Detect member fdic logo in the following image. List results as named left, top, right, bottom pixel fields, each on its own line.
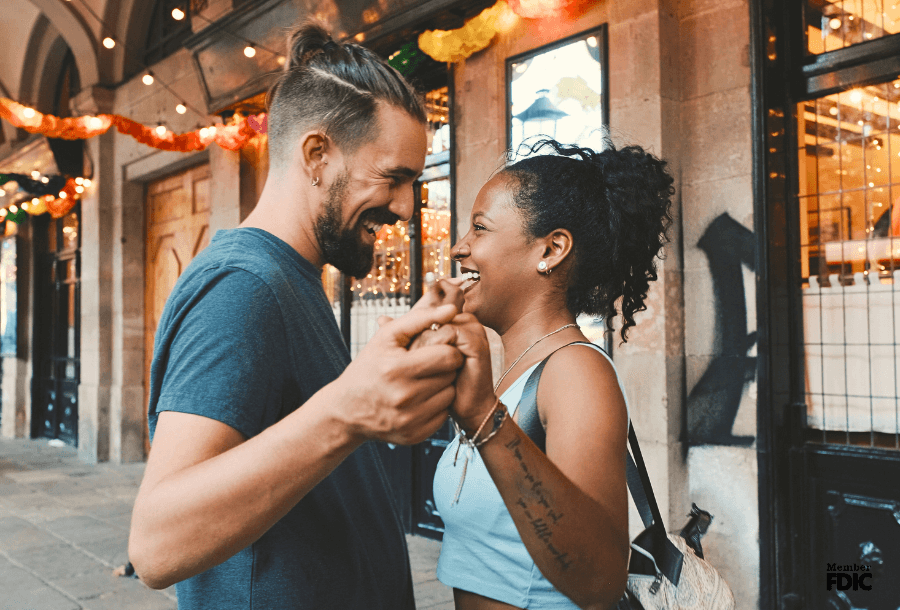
left=826, top=563, right=873, bottom=591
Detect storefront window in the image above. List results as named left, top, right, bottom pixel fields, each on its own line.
left=797, top=80, right=900, bottom=444
left=806, top=0, right=900, bottom=54
left=508, top=28, right=607, bottom=154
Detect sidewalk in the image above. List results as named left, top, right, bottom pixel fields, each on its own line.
left=0, top=437, right=454, bottom=610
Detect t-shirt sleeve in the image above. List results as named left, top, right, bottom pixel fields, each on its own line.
left=154, top=267, right=292, bottom=440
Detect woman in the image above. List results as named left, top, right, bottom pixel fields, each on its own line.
left=433, top=138, right=674, bottom=610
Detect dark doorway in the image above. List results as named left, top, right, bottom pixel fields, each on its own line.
left=32, top=205, right=80, bottom=446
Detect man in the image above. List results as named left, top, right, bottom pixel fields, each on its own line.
left=129, top=22, right=463, bottom=609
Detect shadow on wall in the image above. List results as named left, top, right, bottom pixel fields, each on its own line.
left=688, top=213, right=756, bottom=446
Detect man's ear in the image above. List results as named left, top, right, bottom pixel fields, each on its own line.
left=298, top=131, right=329, bottom=179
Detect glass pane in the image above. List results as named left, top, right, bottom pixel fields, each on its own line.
left=425, top=87, right=450, bottom=155
left=799, top=86, right=900, bottom=449
left=509, top=30, right=605, bottom=154
left=62, top=211, right=78, bottom=250
left=66, top=283, right=76, bottom=359
left=808, top=0, right=900, bottom=55
left=421, top=179, right=452, bottom=281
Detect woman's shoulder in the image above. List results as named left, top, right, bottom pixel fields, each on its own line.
left=536, top=342, right=627, bottom=427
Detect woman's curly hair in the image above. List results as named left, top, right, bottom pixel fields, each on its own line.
left=502, top=138, right=674, bottom=342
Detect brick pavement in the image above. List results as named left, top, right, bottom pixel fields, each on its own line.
left=0, top=437, right=454, bottom=610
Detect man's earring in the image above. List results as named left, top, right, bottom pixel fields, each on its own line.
left=312, top=177, right=320, bottom=187
left=537, top=261, right=548, bottom=273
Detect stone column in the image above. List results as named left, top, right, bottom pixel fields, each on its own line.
left=1, top=220, right=33, bottom=439
left=73, top=86, right=115, bottom=463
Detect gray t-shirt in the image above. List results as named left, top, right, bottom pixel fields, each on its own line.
left=147, top=228, right=414, bottom=610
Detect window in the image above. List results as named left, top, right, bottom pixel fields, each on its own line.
left=806, top=0, right=900, bottom=54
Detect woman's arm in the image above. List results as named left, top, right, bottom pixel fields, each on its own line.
left=450, top=317, right=630, bottom=609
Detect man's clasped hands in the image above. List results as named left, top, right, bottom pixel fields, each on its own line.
left=336, top=277, right=497, bottom=448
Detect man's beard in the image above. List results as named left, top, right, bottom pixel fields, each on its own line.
left=314, top=170, right=399, bottom=278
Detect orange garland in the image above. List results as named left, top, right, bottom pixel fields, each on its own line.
left=0, top=97, right=261, bottom=153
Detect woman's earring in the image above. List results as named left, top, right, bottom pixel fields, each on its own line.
left=537, top=261, right=548, bottom=273
left=312, top=177, right=320, bottom=187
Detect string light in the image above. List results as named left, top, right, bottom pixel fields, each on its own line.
left=155, top=123, right=167, bottom=137
left=40, top=177, right=49, bottom=183
left=829, top=17, right=841, bottom=29
left=142, top=72, right=155, bottom=85
left=59, top=191, right=67, bottom=199
left=102, top=37, right=116, bottom=49
left=22, top=202, right=29, bottom=211
left=89, top=116, right=104, bottom=129
left=31, top=170, right=40, bottom=179
left=22, top=107, right=36, bottom=118
left=171, top=7, right=185, bottom=20
left=244, top=45, right=257, bottom=58
left=75, top=177, right=83, bottom=185
left=83, top=179, right=92, bottom=188
left=75, top=185, right=85, bottom=193
left=176, top=103, right=187, bottom=114
left=0, top=189, right=5, bottom=197
left=9, top=205, right=17, bottom=214
left=0, top=210, right=6, bottom=218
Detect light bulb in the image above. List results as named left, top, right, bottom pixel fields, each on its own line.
left=75, top=177, right=83, bottom=185
left=59, top=192, right=67, bottom=199
left=208, top=125, right=217, bottom=136
left=0, top=189, right=5, bottom=197
left=829, top=17, right=841, bottom=29
left=176, top=103, right=187, bottom=114
left=31, top=198, right=39, bottom=205
left=0, top=210, right=6, bottom=218
left=75, top=185, right=85, bottom=193
left=22, top=202, right=29, bottom=210
left=31, top=170, right=40, bottom=179
left=142, top=73, right=154, bottom=85
left=41, top=177, right=49, bottom=183
left=171, top=7, right=185, bottom=20
left=89, top=116, right=103, bottom=129
left=155, top=124, right=167, bottom=137
left=850, top=90, right=863, bottom=103
left=83, top=179, right=92, bottom=188
left=9, top=205, right=17, bottom=214
left=22, top=107, right=36, bottom=118
left=244, top=45, right=257, bottom=58
left=102, top=37, right=116, bottom=49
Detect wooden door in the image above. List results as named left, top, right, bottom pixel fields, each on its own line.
left=143, top=164, right=210, bottom=454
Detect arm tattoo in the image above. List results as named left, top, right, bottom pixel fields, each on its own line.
left=505, top=437, right=574, bottom=571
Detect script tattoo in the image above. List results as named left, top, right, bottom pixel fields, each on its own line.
left=506, top=437, right=573, bottom=571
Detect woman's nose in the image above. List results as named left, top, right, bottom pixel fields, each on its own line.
left=450, top=240, right=467, bottom=261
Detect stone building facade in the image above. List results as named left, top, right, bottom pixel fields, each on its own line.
left=6, top=0, right=900, bottom=608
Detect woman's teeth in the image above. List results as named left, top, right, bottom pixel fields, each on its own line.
left=462, top=271, right=480, bottom=281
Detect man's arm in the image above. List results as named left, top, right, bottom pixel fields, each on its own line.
left=129, top=304, right=462, bottom=590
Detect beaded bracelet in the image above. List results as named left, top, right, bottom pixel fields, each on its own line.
left=451, top=397, right=507, bottom=505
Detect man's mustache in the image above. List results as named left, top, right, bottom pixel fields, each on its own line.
left=361, top=209, right=402, bottom=227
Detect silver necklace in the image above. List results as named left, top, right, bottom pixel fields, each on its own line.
left=448, top=322, right=578, bottom=506
left=493, top=323, right=579, bottom=392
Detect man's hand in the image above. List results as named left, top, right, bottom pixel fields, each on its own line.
left=335, top=302, right=464, bottom=445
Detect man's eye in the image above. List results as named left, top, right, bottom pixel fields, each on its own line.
left=473, top=223, right=486, bottom=232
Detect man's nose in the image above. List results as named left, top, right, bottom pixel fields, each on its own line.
left=390, top=184, right=416, bottom=222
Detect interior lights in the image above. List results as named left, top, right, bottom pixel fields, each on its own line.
left=0, top=210, right=6, bottom=217
left=102, top=37, right=116, bottom=49
left=142, top=72, right=155, bottom=85
left=0, top=189, right=5, bottom=197
left=155, top=124, right=167, bottom=137
left=171, top=7, right=185, bottom=20
left=244, top=45, right=257, bottom=58
left=31, top=198, right=39, bottom=205
left=22, top=107, right=36, bottom=119
left=850, top=90, right=863, bottom=103
left=83, top=179, right=92, bottom=188
left=59, top=192, right=67, bottom=199
left=829, top=17, right=842, bottom=29
left=9, top=205, right=17, bottom=214
left=89, top=116, right=104, bottom=129
left=31, top=170, right=40, bottom=179
left=176, top=103, right=187, bottom=114
left=22, top=202, right=29, bottom=211
left=75, top=185, right=85, bottom=193
left=75, top=177, right=83, bottom=185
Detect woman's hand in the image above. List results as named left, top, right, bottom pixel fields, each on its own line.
left=380, top=277, right=466, bottom=351
left=446, top=313, right=497, bottom=433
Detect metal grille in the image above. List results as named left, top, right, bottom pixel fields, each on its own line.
left=806, top=0, right=900, bottom=54
left=798, top=81, right=900, bottom=448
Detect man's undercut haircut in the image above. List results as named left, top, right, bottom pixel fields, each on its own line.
left=267, top=22, right=427, bottom=170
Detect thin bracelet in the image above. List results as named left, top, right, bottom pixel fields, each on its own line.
left=474, top=403, right=508, bottom=448
left=450, top=396, right=502, bottom=505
